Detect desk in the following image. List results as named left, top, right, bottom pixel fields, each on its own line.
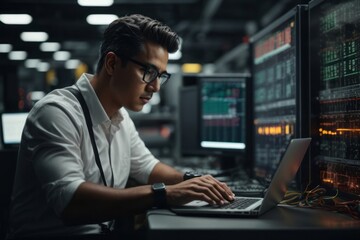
left=146, top=204, right=360, bottom=240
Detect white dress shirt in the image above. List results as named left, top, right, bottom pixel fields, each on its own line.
left=8, top=73, right=159, bottom=238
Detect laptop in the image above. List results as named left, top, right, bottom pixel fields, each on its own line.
left=170, top=138, right=311, bottom=217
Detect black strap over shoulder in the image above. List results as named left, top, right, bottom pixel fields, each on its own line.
left=66, top=87, right=108, bottom=187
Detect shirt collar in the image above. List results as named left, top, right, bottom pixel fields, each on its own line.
left=75, top=73, right=124, bottom=127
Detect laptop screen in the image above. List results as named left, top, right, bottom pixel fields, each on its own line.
left=1, top=112, right=28, bottom=146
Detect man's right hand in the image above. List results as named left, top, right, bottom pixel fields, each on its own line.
left=165, top=175, right=235, bottom=206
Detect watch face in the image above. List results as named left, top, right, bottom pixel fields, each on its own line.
left=152, top=182, right=166, bottom=191
left=152, top=182, right=167, bottom=208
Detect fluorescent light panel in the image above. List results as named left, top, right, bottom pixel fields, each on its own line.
left=0, top=44, right=12, bottom=53
left=21, top=32, right=48, bottom=42
left=169, top=50, right=182, bottom=60
left=65, top=59, right=80, bottom=69
left=53, top=51, right=71, bottom=61
left=37, top=62, right=50, bottom=72
left=78, top=0, right=113, bottom=6
left=182, top=63, right=202, bottom=73
left=9, top=51, right=27, bottom=60
left=169, top=37, right=182, bottom=60
left=40, top=42, right=61, bottom=52
left=86, top=14, right=118, bottom=25
left=30, top=91, right=46, bottom=100
left=25, top=59, right=41, bottom=68
left=0, top=14, right=32, bottom=24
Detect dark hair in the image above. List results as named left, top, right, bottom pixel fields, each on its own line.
left=96, top=14, right=180, bottom=73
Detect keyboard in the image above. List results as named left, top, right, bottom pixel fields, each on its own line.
left=226, top=179, right=266, bottom=197
left=174, top=166, right=228, bottom=177
left=232, top=185, right=266, bottom=197
left=220, top=198, right=260, bottom=209
left=174, top=164, right=266, bottom=197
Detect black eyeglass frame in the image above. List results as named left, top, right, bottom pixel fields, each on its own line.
left=126, top=57, right=171, bottom=86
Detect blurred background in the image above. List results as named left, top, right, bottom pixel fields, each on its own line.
left=0, top=0, right=310, bottom=158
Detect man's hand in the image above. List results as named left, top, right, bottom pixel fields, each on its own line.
left=165, top=175, right=235, bottom=206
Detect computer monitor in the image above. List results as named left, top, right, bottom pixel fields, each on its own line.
left=179, top=85, right=203, bottom=156
left=0, top=112, right=28, bottom=148
left=198, top=73, right=250, bottom=169
left=309, top=0, right=360, bottom=198
left=179, top=75, right=211, bottom=157
left=250, top=5, right=309, bottom=183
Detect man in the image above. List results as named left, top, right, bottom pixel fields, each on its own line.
left=8, top=14, right=234, bottom=239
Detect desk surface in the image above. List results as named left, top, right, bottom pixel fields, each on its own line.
left=147, top=204, right=360, bottom=240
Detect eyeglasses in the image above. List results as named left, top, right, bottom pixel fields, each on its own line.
left=127, top=58, right=171, bottom=86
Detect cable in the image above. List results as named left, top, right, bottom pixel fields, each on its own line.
left=281, top=184, right=360, bottom=219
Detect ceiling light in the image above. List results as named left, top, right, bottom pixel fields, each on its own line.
left=86, top=14, right=118, bottom=25
left=169, top=50, right=182, bottom=60
left=37, top=62, right=50, bottom=72
left=169, top=37, right=182, bottom=60
left=181, top=63, right=202, bottom=73
left=0, top=14, right=32, bottom=25
left=0, top=44, right=12, bottom=53
left=65, top=59, right=80, bottom=69
left=53, top=51, right=71, bottom=61
left=25, top=59, right=41, bottom=68
left=9, top=51, right=27, bottom=60
left=40, top=42, right=61, bottom=52
left=20, top=32, right=48, bottom=42
left=78, top=0, right=113, bottom=7
left=29, top=91, right=46, bottom=101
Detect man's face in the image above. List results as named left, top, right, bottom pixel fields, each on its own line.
left=109, top=42, right=169, bottom=112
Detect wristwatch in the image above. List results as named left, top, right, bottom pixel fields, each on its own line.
left=183, top=171, right=202, bottom=181
left=151, top=182, right=167, bottom=208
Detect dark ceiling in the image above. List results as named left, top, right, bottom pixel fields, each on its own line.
left=0, top=0, right=309, bottom=69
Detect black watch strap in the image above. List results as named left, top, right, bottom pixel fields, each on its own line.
left=151, top=183, right=167, bottom=208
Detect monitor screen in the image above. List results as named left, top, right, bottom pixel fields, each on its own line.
left=309, top=0, right=360, bottom=197
left=198, top=74, right=248, bottom=164
left=1, top=112, right=28, bottom=146
left=250, top=5, right=308, bottom=182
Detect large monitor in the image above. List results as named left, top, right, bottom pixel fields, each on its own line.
left=198, top=73, right=250, bottom=168
left=250, top=5, right=309, bottom=183
left=309, top=0, right=360, bottom=198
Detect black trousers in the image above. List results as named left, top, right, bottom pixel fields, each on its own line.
left=7, top=216, right=147, bottom=240
left=8, top=229, right=146, bottom=240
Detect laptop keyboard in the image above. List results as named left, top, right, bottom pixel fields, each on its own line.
left=220, top=198, right=259, bottom=209
left=231, top=184, right=266, bottom=197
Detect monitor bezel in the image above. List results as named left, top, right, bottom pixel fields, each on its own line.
left=179, top=85, right=209, bottom=157
left=249, top=5, right=309, bottom=186
left=196, top=73, right=251, bottom=166
left=308, top=0, right=360, bottom=199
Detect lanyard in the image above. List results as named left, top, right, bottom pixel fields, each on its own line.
left=66, top=87, right=108, bottom=187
